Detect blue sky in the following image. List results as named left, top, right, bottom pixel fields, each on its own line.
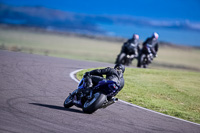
left=1, top=0, right=200, bottom=46
left=1, top=0, right=200, bottom=22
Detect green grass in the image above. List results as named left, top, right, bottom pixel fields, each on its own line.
left=76, top=68, right=200, bottom=124
left=1, top=27, right=200, bottom=71
left=0, top=27, right=121, bottom=63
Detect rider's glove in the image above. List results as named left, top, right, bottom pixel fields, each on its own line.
left=83, top=72, right=90, bottom=78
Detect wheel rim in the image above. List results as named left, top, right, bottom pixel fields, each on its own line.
left=64, top=96, right=73, bottom=105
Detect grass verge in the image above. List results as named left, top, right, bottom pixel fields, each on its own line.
left=1, top=26, right=200, bottom=72
left=76, top=68, right=200, bottom=124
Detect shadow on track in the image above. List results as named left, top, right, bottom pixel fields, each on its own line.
left=29, top=103, right=84, bottom=114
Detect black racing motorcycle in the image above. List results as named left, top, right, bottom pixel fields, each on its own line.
left=117, top=53, right=137, bottom=66
left=139, top=45, right=154, bottom=68
left=116, top=44, right=139, bottom=66
left=64, top=77, right=119, bottom=114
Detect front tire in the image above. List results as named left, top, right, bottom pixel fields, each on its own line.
left=118, top=53, right=126, bottom=65
left=140, top=54, right=147, bottom=68
left=82, top=92, right=106, bottom=114
left=64, top=95, right=74, bottom=108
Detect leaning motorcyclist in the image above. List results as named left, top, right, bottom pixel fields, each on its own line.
left=115, top=34, right=140, bottom=64
left=81, top=64, right=125, bottom=98
left=143, top=32, right=159, bottom=57
left=137, top=32, right=159, bottom=67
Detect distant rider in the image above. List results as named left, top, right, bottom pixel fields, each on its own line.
left=137, top=32, right=159, bottom=67
left=81, top=64, right=125, bottom=98
left=115, top=34, right=140, bottom=64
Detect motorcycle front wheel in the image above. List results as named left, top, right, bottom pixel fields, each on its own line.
left=82, top=92, right=106, bottom=114
left=140, top=54, right=148, bottom=68
left=118, top=53, right=126, bottom=65
left=63, top=94, right=74, bottom=108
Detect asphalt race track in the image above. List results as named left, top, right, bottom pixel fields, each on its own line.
left=0, top=50, right=200, bottom=133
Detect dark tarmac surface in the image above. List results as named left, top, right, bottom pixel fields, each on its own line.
left=0, top=50, right=200, bottom=133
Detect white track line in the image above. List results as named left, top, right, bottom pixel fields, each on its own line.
left=69, top=69, right=200, bottom=126
left=70, top=69, right=83, bottom=83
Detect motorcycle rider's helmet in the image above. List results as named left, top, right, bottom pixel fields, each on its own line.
left=114, top=64, right=125, bottom=73
left=152, top=32, right=159, bottom=39
left=133, top=34, right=139, bottom=40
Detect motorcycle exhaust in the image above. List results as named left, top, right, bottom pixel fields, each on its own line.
left=101, top=97, right=118, bottom=108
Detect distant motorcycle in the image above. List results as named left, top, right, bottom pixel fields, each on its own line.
left=117, top=53, right=137, bottom=66
left=139, top=45, right=154, bottom=68
left=64, top=77, right=119, bottom=114
left=116, top=43, right=139, bottom=66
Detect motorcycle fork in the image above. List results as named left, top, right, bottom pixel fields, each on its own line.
left=85, top=89, right=93, bottom=100
left=72, top=95, right=82, bottom=107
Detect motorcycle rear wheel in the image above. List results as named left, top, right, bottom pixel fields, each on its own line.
left=82, top=92, right=106, bottom=114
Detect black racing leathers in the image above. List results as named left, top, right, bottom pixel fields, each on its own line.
left=84, top=67, right=124, bottom=94
left=122, top=38, right=140, bottom=55
left=142, top=37, right=159, bottom=56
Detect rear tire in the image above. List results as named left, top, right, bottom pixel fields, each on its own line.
left=82, top=92, right=106, bottom=114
